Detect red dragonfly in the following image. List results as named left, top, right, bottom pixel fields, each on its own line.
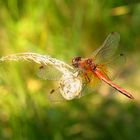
left=0, top=32, right=134, bottom=100
left=72, top=32, right=134, bottom=99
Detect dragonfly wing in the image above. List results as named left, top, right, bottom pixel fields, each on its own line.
left=96, top=51, right=126, bottom=80
left=80, top=71, right=101, bottom=97
left=47, top=87, right=65, bottom=103
left=92, top=32, right=120, bottom=64
left=37, top=65, right=62, bottom=80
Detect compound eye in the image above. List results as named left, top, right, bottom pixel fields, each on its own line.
left=72, top=57, right=81, bottom=63
left=75, top=57, right=81, bottom=61
left=72, top=57, right=81, bottom=68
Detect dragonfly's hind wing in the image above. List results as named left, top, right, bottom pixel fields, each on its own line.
left=97, top=51, right=126, bottom=80
left=47, top=87, right=65, bottom=103
left=80, top=71, right=101, bottom=97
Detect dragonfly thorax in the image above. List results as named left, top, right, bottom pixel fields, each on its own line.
left=72, top=57, right=97, bottom=71
left=84, top=58, right=97, bottom=71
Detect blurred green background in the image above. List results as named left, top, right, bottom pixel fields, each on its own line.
left=0, top=0, right=140, bottom=140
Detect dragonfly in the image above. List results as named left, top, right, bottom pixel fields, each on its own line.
left=71, top=32, right=134, bottom=99
left=0, top=32, right=134, bottom=100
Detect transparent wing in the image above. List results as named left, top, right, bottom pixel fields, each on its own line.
left=79, top=71, right=101, bottom=97
left=37, top=65, right=62, bottom=80
left=96, top=52, right=126, bottom=80
left=92, top=32, right=120, bottom=64
left=47, top=87, right=65, bottom=103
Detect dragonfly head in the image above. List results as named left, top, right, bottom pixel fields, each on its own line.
left=72, top=56, right=81, bottom=68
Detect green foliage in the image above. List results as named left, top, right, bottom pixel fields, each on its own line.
left=0, top=0, right=140, bottom=140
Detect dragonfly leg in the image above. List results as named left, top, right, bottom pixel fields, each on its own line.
left=76, top=70, right=91, bottom=83
left=81, top=72, right=91, bottom=91
left=84, top=73, right=91, bottom=83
